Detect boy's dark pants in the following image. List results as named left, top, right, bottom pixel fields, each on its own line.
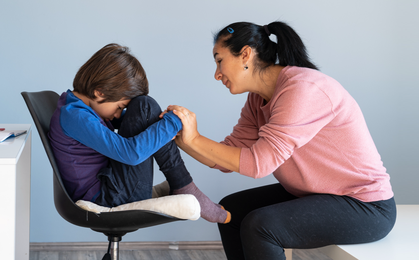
left=95, top=95, right=192, bottom=207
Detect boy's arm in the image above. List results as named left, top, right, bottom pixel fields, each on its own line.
left=61, top=107, right=181, bottom=165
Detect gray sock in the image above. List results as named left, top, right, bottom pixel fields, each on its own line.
left=173, top=182, right=231, bottom=224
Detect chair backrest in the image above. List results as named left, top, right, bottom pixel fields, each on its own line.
left=21, top=91, right=92, bottom=226
left=21, top=91, right=61, bottom=183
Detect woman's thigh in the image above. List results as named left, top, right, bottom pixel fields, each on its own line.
left=240, top=195, right=396, bottom=259
left=219, top=183, right=298, bottom=229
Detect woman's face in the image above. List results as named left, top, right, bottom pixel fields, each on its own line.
left=213, top=42, right=249, bottom=95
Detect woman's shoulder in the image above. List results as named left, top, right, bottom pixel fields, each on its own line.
left=281, top=66, right=332, bottom=83
left=279, top=66, right=345, bottom=95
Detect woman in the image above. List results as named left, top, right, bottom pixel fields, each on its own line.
left=165, top=21, right=396, bottom=260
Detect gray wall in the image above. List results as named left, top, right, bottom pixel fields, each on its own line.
left=1, top=0, right=418, bottom=243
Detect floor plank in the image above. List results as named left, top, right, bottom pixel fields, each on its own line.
left=30, top=248, right=335, bottom=260
left=293, top=248, right=334, bottom=260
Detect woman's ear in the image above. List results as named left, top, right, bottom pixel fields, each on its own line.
left=240, top=45, right=252, bottom=66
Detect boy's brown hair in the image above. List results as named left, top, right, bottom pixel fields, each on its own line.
left=73, top=43, right=148, bottom=103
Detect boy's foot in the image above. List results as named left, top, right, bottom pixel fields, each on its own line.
left=173, top=182, right=231, bottom=224
left=152, top=181, right=170, bottom=198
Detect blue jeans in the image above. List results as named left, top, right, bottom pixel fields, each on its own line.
left=95, top=95, right=192, bottom=207
left=218, top=183, right=396, bottom=260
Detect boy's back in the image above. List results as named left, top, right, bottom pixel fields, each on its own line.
left=49, top=90, right=109, bottom=202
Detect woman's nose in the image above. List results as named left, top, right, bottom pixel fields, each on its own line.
left=214, top=68, right=222, bottom=81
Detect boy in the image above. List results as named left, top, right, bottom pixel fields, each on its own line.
left=48, top=43, right=230, bottom=224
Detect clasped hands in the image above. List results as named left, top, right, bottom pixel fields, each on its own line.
left=159, top=105, right=200, bottom=147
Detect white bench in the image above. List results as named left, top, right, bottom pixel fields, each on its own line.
left=286, top=205, right=419, bottom=260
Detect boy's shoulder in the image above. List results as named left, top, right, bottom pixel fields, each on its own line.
left=57, top=90, right=104, bottom=128
left=61, top=90, right=84, bottom=108
left=60, top=90, right=95, bottom=114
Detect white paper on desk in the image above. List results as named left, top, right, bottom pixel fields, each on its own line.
left=0, top=130, right=27, bottom=143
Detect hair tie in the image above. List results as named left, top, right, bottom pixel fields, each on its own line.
left=263, top=25, right=271, bottom=36
left=227, top=27, right=234, bottom=33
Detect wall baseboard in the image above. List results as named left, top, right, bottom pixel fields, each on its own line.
left=30, top=241, right=223, bottom=251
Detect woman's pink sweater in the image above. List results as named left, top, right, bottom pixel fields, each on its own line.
left=216, top=66, right=393, bottom=202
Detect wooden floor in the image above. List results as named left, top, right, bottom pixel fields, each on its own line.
left=29, top=248, right=334, bottom=260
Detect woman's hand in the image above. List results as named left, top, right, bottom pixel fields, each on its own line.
left=165, top=105, right=241, bottom=172
left=166, top=105, right=200, bottom=146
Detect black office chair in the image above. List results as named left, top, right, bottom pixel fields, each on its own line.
left=21, top=91, right=186, bottom=260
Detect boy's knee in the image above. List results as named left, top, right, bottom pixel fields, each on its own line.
left=127, top=95, right=161, bottom=120
left=119, top=95, right=163, bottom=137
left=129, top=95, right=161, bottom=113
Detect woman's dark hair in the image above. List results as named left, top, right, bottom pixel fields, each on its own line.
left=73, top=43, right=149, bottom=103
left=214, top=21, right=318, bottom=71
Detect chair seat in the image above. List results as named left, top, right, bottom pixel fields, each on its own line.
left=76, top=194, right=200, bottom=221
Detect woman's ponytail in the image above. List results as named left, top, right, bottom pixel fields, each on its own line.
left=214, top=21, right=318, bottom=71
left=267, top=22, right=318, bottom=70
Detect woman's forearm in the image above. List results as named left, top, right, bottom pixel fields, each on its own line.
left=189, top=135, right=241, bottom=173
left=176, top=137, right=217, bottom=168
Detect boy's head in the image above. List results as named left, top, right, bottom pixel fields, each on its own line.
left=73, top=43, right=148, bottom=103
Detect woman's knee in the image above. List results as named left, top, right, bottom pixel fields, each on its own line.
left=240, top=209, right=272, bottom=238
left=240, top=209, right=287, bottom=259
left=219, top=193, right=236, bottom=209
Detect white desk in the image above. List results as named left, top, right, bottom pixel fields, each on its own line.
left=0, top=124, right=31, bottom=260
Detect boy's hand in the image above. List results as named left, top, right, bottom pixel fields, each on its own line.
left=159, top=110, right=168, bottom=118
left=160, top=110, right=180, bottom=141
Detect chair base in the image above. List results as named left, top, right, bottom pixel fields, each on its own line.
left=103, top=236, right=122, bottom=260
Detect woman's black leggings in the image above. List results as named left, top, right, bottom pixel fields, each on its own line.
left=218, top=183, right=396, bottom=260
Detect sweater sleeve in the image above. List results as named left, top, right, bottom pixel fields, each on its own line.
left=222, top=96, right=261, bottom=149
left=212, top=95, right=261, bottom=173
left=60, top=103, right=182, bottom=166
left=226, top=81, right=336, bottom=178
